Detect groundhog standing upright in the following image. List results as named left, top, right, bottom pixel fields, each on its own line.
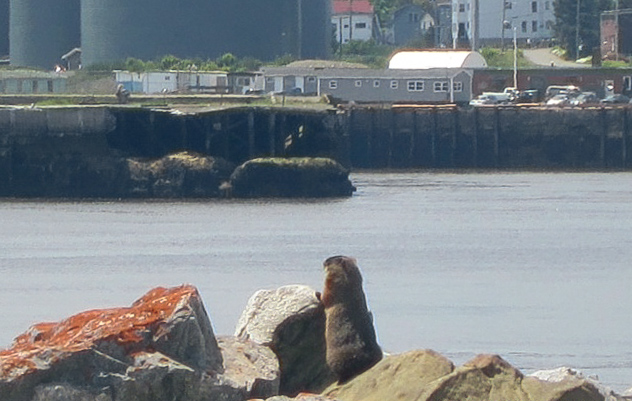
left=320, top=255, right=383, bottom=383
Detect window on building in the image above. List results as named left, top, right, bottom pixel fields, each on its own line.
left=434, top=81, right=449, bottom=92
left=355, top=22, right=367, bottom=29
left=32, top=80, right=38, bottom=93
left=329, top=80, right=338, bottom=89
left=453, top=81, right=463, bottom=92
left=624, top=76, right=632, bottom=91
left=390, top=80, right=399, bottom=89
left=373, top=80, right=380, bottom=88
left=532, top=20, right=538, bottom=32
left=407, top=80, right=424, bottom=91
left=17, top=80, right=23, bottom=92
left=459, top=3, right=465, bottom=12
left=409, top=13, right=419, bottom=22
left=504, top=1, right=512, bottom=9
left=545, top=1, right=550, bottom=9
left=522, top=21, right=527, bottom=33
left=355, top=80, right=362, bottom=87
left=47, top=80, right=54, bottom=93
left=532, top=1, right=538, bottom=12
left=546, top=20, right=553, bottom=29
left=307, top=76, right=316, bottom=83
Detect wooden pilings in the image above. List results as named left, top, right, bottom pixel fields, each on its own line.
left=104, top=105, right=632, bottom=170
left=346, top=105, right=632, bottom=170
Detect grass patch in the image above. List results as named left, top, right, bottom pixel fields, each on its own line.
left=479, top=47, right=533, bottom=68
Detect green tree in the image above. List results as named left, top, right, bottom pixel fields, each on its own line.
left=553, top=0, right=611, bottom=59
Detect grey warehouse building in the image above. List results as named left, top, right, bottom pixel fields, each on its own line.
left=9, top=0, right=330, bottom=69
left=262, top=67, right=473, bottom=103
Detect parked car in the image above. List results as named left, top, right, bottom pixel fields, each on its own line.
left=469, top=94, right=501, bottom=106
left=516, top=89, right=539, bottom=103
left=544, top=85, right=580, bottom=100
left=569, top=92, right=599, bottom=106
left=545, top=94, right=570, bottom=106
left=601, top=94, right=630, bottom=104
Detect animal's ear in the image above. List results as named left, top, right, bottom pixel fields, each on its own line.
left=315, top=291, right=321, bottom=301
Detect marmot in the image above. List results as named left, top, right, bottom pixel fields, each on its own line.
left=319, top=256, right=382, bottom=383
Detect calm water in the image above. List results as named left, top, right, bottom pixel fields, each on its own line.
left=1, top=171, right=632, bottom=392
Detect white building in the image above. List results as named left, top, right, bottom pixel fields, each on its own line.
left=331, top=0, right=378, bottom=43
left=452, top=0, right=555, bottom=48
left=115, top=71, right=230, bottom=94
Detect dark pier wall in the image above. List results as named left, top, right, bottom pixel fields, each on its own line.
left=0, top=105, right=631, bottom=197
left=106, top=107, right=346, bottom=165
left=346, top=106, right=631, bottom=170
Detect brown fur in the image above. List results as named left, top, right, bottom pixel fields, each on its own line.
left=321, top=256, right=382, bottom=383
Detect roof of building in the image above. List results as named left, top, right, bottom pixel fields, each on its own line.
left=0, top=69, right=68, bottom=79
left=388, top=50, right=488, bottom=69
left=332, top=0, right=374, bottom=15
left=285, top=59, right=368, bottom=69
left=261, top=66, right=470, bottom=79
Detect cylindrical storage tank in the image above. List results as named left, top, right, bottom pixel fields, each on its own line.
left=0, top=0, right=9, bottom=57
left=299, top=0, right=331, bottom=59
left=81, top=0, right=330, bottom=67
left=9, top=0, right=80, bottom=69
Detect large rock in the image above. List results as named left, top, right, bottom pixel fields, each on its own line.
left=228, top=157, right=355, bottom=198
left=322, top=349, right=455, bottom=401
left=528, top=367, right=624, bottom=401
left=323, top=352, right=611, bottom=401
left=126, top=151, right=235, bottom=197
left=235, top=285, right=335, bottom=395
left=0, top=285, right=278, bottom=401
left=212, top=336, right=280, bottom=400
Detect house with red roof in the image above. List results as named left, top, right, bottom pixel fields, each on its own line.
left=332, top=0, right=380, bottom=44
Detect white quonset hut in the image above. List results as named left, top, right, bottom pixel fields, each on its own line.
left=388, top=50, right=487, bottom=69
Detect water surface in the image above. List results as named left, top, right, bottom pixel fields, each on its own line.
left=1, top=171, right=631, bottom=391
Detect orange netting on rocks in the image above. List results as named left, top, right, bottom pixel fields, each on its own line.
left=0, top=285, right=199, bottom=378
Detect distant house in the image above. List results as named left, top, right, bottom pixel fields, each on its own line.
left=331, top=0, right=380, bottom=44
left=0, top=70, right=67, bottom=94
left=391, top=4, right=435, bottom=46
left=601, top=9, right=632, bottom=60
left=388, top=49, right=487, bottom=69
left=453, top=0, right=555, bottom=48
left=435, top=0, right=453, bottom=47
left=260, top=66, right=473, bottom=103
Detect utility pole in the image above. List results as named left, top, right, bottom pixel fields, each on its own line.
left=575, top=0, right=580, bottom=59
left=501, top=0, right=506, bottom=51
left=615, top=0, right=619, bottom=61
left=349, top=0, right=353, bottom=42
left=513, top=27, right=518, bottom=89
left=471, top=0, right=478, bottom=50
left=297, top=0, right=303, bottom=59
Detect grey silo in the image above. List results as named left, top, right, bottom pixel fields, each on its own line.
left=9, top=0, right=80, bottom=69
left=80, top=0, right=330, bottom=67
left=0, top=0, right=8, bottom=57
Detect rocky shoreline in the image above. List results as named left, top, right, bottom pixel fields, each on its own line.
left=0, top=257, right=629, bottom=401
left=1, top=151, right=355, bottom=199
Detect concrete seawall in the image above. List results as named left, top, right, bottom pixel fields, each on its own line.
left=0, top=104, right=630, bottom=196
left=347, top=105, right=630, bottom=169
